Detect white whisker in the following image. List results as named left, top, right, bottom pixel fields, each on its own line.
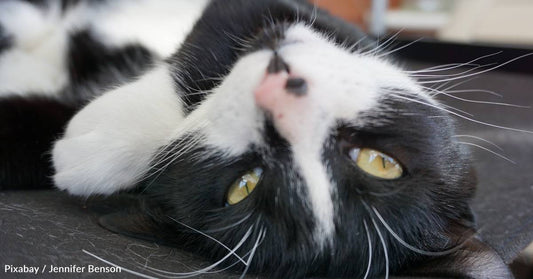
left=363, top=220, right=373, bottom=279
left=364, top=29, right=404, bottom=56
left=438, top=103, right=474, bottom=117
left=140, top=226, right=251, bottom=278
left=418, top=53, right=533, bottom=84
left=376, top=38, right=424, bottom=58
left=387, top=93, right=533, bottom=134
left=412, top=63, right=495, bottom=80
left=203, top=213, right=252, bottom=233
left=453, top=135, right=504, bottom=151
left=370, top=217, right=389, bottom=279
left=239, top=228, right=266, bottom=279
left=424, top=87, right=528, bottom=108
left=457, top=141, right=516, bottom=164
left=405, top=52, right=503, bottom=74
left=169, top=217, right=249, bottom=265
left=442, top=89, right=503, bottom=98
left=433, top=76, right=480, bottom=93
left=372, top=207, right=466, bottom=256
left=82, top=250, right=158, bottom=279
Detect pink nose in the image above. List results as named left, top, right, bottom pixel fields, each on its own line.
left=254, top=55, right=308, bottom=112
left=254, top=72, right=289, bottom=111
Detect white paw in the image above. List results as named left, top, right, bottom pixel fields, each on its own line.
left=52, top=65, right=184, bottom=196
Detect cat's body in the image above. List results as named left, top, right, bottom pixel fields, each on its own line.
left=0, top=0, right=513, bottom=278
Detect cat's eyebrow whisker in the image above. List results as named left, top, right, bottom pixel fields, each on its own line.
left=457, top=141, right=516, bottom=164
left=453, top=135, right=504, bottom=151
left=370, top=216, right=389, bottom=279
left=376, top=37, right=424, bottom=58
left=195, top=76, right=226, bottom=82
left=222, top=30, right=253, bottom=48
left=363, top=29, right=405, bottom=57
left=183, top=91, right=213, bottom=97
left=386, top=92, right=533, bottom=134
left=362, top=220, right=373, bottom=279
left=371, top=207, right=466, bottom=257
left=418, top=53, right=533, bottom=84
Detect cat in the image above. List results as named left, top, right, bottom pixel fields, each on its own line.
left=0, top=0, right=514, bottom=278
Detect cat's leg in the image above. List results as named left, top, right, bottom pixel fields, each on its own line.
left=52, top=64, right=184, bottom=196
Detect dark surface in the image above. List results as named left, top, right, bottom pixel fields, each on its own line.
left=1, top=57, right=533, bottom=278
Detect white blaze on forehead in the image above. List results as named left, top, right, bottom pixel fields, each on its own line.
left=292, top=143, right=336, bottom=243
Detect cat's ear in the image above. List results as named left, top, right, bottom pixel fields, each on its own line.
left=97, top=199, right=177, bottom=245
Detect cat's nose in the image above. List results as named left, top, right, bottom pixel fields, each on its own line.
left=259, top=54, right=308, bottom=97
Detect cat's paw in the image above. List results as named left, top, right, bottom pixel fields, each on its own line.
left=53, top=131, right=156, bottom=195
left=52, top=66, right=184, bottom=196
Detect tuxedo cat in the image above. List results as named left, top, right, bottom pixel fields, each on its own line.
left=0, top=0, right=513, bottom=278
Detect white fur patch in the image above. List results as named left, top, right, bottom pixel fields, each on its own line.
left=53, top=64, right=184, bottom=196
left=0, top=1, right=68, bottom=95
left=90, top=0, right=210, bottom=58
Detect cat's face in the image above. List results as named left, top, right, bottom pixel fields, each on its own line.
left=144, top=24, right=476, bottom=277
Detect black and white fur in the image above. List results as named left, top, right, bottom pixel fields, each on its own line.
left=0, top=0, right=513, bottom=278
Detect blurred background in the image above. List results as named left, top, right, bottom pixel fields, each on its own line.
left=315, top=0, right=533, bottom=47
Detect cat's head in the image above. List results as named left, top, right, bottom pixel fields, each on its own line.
left=102, top=23, right=482, bottom=278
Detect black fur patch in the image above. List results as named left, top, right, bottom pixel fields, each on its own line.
left=0, top=96, right=75, bottom=189
left=0, top=25, right=12, bottom=55
left=62, top=30, right=154, bottom=104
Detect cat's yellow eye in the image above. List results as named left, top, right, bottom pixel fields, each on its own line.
left=227, top=167, right=263, bottom=205
left=349, top=148, right=403, bottom=179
